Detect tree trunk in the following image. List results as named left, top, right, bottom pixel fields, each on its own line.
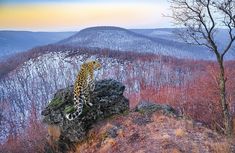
left=218, top=60, right=233, bottom=136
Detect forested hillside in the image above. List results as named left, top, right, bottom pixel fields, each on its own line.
left=0, top=45, right=234, bottom=148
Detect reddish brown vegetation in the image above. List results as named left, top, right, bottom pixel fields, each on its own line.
left=0, top=103, right=47, bottom=153
left=1, top=46, right=234, bottom=152
left=125, top=62, right=235, bottom=133
left=73, top=111, right=235, bottom=153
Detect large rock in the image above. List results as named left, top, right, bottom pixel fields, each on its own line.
left=41, top=79, right=129, bottom=151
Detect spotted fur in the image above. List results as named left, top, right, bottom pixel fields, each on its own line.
left=65, top=61, right=101, bottom=120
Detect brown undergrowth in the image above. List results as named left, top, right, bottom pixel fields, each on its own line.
left=72, top=111, right=234, bottom=153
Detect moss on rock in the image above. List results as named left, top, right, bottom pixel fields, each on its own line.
left=49, top=98, right=63, bottom=107
left=64, top=105, right=77, bottom=114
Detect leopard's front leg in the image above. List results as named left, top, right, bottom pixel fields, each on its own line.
left=83, top=87, right=93, bottom=107
left=88, top=79, right=95, bottom=92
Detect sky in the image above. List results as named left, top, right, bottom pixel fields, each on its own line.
left=0, top=0, right=171, bottom=31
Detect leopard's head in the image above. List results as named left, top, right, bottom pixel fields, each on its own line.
left=88, top=60, right=101, bottom=70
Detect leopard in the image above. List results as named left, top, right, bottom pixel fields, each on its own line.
left=65, top=60, right=101, bottom=120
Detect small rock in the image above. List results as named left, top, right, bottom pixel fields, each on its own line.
left=133, top=116, right=151, bottom=126
left=107, top=126, right=119, bottom=138
left=135, top=101, right=179, bottom=116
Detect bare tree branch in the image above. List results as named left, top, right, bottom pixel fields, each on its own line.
left=169, top=0, right=235, bottom=136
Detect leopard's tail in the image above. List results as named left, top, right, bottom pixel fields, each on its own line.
left=65, top=95, right=84, bottom=120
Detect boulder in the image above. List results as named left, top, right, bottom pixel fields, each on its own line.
left=135, top=101, right=179, bottom=117
left=41, top=79, right=129, bottom=152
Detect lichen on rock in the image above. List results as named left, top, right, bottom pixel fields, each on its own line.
left=41, top=79, right=129, bottom=152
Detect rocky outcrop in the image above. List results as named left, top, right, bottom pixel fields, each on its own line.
left=135, top=101, right=179, bottom=117
left=41, top=79, right=129, bottom=152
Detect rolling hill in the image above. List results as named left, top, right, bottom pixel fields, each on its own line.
left=58, top=26, right=214, bottom=60
left=131, top=28, right=235, bottom=53
left=1, top=27, right=234, bottom=61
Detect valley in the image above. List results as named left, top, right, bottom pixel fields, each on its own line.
left=0, top=26, right=234, bottom=152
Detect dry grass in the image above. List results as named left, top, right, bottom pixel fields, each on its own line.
left=47, top=125, right=61, bottom=152
left=175, top=128, right=185, bottom=137
left=72, top=111, right=234, bottom=153
left=208, top=142, right=231, bottom=153
left=171, top=148, right=182, bottom=153
left=47, top=125, right=61, bottom=141
left=99, top=138, right=116, bottom=153
left=233, top=118, right=235, bottom=135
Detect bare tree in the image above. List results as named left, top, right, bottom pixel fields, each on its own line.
left=169, top=0, right=235, bottom=135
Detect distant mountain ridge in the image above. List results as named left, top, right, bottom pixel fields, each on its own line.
left=0, top=31, right=75, bottom=59
left=57, top=26, right=215, bottom=60
left=131, top=28, right=235, bottom=51
left=1, top=26, right=234, bottom=61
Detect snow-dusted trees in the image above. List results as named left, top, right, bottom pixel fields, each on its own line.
left=0, top=45, right=234, bottom=150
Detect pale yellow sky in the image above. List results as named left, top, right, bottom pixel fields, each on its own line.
left=0, top=2, right=170, bottom=31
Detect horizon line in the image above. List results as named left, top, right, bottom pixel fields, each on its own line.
left=0, top=25, right=175, bottom=32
